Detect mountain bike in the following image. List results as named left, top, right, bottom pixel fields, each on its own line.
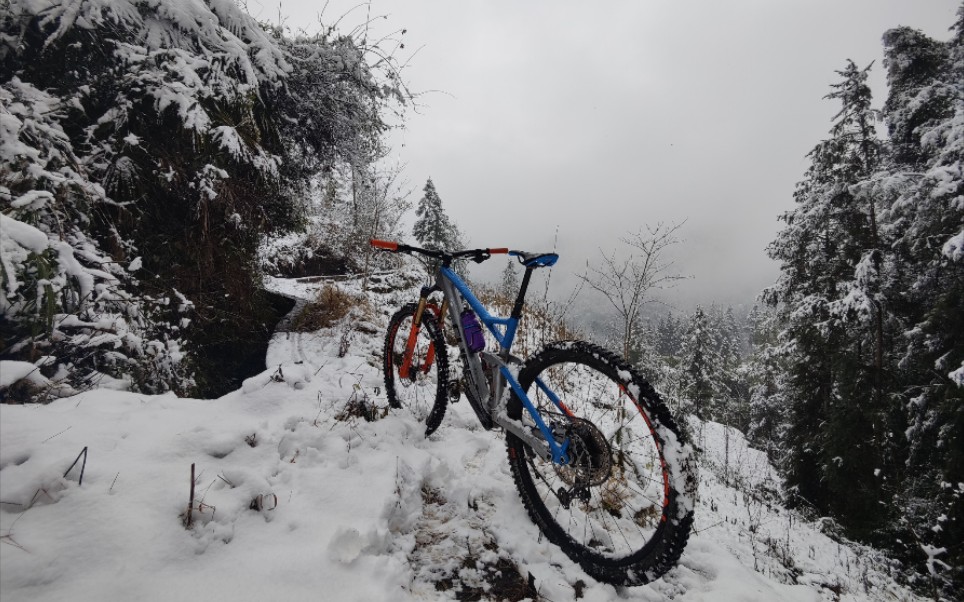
left=371, top=239, right=695, bottom=586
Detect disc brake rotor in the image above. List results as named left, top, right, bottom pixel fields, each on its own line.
left=554, top=417, right=612, bottom=488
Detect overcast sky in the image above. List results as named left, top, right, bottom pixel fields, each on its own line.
left=265, top=0, right=958, bottom=311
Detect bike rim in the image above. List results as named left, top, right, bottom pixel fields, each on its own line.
left=524, top=360, right=671, bottom=561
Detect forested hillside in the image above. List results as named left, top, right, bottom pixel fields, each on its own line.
left=760, top=15, right=963, bottom=597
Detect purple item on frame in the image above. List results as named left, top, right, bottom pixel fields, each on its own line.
left=461, top=310, right=486, bottom=353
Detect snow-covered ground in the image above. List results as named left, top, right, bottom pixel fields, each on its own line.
left=0, top=275, right=921, bottom=601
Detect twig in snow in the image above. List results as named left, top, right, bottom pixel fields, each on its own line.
left=63, top=446, right=88, bottom=485
left=27, top=488, right=56, bottom=509
left=0, top=533, right=27, bottom=552
left=186, top=463, right=196, bottom=528
left=692, top=519, right=726, bottom=534
left=41, top=426, right=72, bottom=443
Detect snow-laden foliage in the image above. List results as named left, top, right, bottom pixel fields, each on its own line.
left=258, top=162, right=412, bottom=279
left=1, top=0, right=403, bottom=397
left=631, top=304, right=752, bottom=438
left=413, top=178, right=461, bottom=250
left=677, top=308, right=721, bottom=419
left=879, top=17, right=964, bottom=597
left=760, top=10, right=963, bottom=596
left=1, top=76, right=189, bottom=398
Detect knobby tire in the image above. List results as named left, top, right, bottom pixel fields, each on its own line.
left=505, top=340, right=695, bottom=586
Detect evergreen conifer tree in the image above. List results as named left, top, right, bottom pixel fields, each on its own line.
left=413, top=178, right=462, bottom=251
left=743, top=306, right=788, bottom=459
left=765, top=60, right=894, bottom=537
left=656, top=313, right=683, bottom=358
left=412, top=178, right=463, bottom=273
left=757, top=12, right=963, bottom=590
left=679, top=307, right=724, bottom=420
left=500, top=260, right=519, bottom=299
left=880, top=16, right=964, bottom=592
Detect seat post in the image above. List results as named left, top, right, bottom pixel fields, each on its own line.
left=511, top=266, right=535, bottom=320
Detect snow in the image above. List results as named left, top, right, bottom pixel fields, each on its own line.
left=0, top=361, right=42, bottom=387
left=9, top=190, right=54, bottom=210
left=942, top=229, right=964, bottom=262
left=949, top=361, right=964, bottom=387
left=0, top=276, right=923, bottom=601
left=0, top=213, right=49, bottom=254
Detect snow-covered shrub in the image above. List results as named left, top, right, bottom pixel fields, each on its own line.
left=1, top=0, right=405, bottom=398
left=1, top=77, right=190, bottom=398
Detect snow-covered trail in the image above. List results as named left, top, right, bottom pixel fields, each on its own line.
left=0, top=277, right=920, bottom=601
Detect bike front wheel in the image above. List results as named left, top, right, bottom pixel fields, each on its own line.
left=505, top=341, right=695, bottom=586
left=383, top=303, right=448, bottom=436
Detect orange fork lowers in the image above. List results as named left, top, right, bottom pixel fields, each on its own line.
left=398, top=298, right=425, bottom=379
left=398, top=298, right=439, bottom=380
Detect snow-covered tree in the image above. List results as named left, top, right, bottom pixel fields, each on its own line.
left=499, top=260, right=519, bottom=299
left=1, top=0, right=404, bottom=397
left=879, top=16, right=964, bottom=594
left=763, top=15, right=963, bottom=589
left=655, top=312, right=684, bottom=358
left=764, top=60, right=896, bottom=538
left=412, top=178, right=462, bottom=274
left=413, top=178, right=462, bottom=251
left=678, top=307, right=723, bottom=421
left=742, top=305, right=788, bottom=460
left=675, top=305, right=746, bottom=426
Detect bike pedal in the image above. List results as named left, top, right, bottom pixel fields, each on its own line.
left=448, top=380, right=461, bottom=402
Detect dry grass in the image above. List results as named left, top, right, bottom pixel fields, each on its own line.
left=291, top=284, right=365, bottom=331
left=474, top=283, right=580, bottom=355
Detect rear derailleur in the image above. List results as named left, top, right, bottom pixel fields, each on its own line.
left=556, top=484, right=592, bottom=509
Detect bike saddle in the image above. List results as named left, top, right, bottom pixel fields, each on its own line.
left=510, top=250, right=559, bottom=267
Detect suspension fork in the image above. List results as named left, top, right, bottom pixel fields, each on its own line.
left=398, top=293, right=446, bottom=379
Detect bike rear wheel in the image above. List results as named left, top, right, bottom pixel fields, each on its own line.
left=383, top=303, right=448, bottom=436
left=505, top=341, right=695, bottom=586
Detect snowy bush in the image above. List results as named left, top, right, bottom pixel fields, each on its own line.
left=1, top=0, right=405, bottom=398
left=0, top=76, right=190, bottom=398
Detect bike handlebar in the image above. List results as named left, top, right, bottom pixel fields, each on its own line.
left=370, top=239, right=399, bottom=251
left=370, top=239, right=508, bottom=264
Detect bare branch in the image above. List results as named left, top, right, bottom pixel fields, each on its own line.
left=578, top=222, right=686, bottom=358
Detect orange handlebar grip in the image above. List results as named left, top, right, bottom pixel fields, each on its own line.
left=371, top=239, right=399, bottom=251
left=489, top=248, right=509, bottom=254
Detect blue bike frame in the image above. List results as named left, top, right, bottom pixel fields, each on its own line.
left=439, top=266, right=572, bottom=464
